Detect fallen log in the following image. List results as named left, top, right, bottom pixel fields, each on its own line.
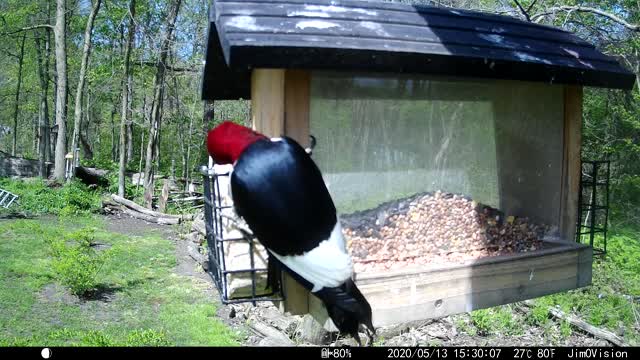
left=111, top=194, right=193, bottom=221
left=168, top=196, right=203, bottom=203
left=122, top=207, right=180, bottom=225
left=192, top=219, right=206, bottom=235
left=377, top=319, right=435, bottom=340
left=248, top=316, right=294, bottom=346
left=187, top=244, right=206, bottom=264
left=75, top=166, right=109, bottom=186
left=548, top=307, right=628, bottom=347
left=523, top=300, right=628, bottom=347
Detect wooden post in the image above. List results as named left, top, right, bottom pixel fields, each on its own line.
left=285, top=70, right=311, bottom=149
left=559, top=86, right=582, bottom=242
left=250, top=68, right=312, bottom=315
left=158, top=179, right=170, bottom=213
left=251, top=69, right=285, bottom=136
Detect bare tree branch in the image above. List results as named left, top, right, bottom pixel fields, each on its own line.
left=135, top=61, right=198, bottom=73
left=532, top=6, right=640, bottom=31
left=1, top=24, right=54, bottom=36
left=512, top=0, right=532, bottom=21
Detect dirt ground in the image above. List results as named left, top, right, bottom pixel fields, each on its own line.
left=103, top=214, right=615, bottom=347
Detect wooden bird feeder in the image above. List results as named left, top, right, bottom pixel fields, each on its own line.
left=200, top=0, right=635, bottom=329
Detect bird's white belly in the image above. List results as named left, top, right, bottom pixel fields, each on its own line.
left=270, top=222, right=353, bottom=292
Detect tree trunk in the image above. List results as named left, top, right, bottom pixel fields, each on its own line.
left=80, top=89, right=93, bottom=160
left=126, top=72, right=134, bottom=162
left=111, top=102, right=118, bottom=162
left=118, top=0, right=135, bottom=197
left=12, top=33, right=26, bottom=157
left=143, top=0, right=182, bottom=208
left=35, top=29, right=51, bottom=177
left=184, top=105, right=194, bottom=191
left=201, top=101, right=215, bottom=165
left=53, top=0, right=68, bottom=181
left=70, top=0, right=102, bottom=180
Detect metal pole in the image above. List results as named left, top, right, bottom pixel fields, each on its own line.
left=589, top=162, right=598, bottom=248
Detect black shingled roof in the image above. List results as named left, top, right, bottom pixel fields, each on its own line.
left=201, top=0, right=635, bottom=100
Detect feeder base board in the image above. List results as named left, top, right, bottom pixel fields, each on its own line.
left=303, top=239, right=591, bottom=329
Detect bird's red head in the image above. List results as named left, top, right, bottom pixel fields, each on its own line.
left=206, top=121, right=267, bottom=165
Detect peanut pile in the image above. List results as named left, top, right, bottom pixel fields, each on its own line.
left=343, top=191, right=548, bottom=273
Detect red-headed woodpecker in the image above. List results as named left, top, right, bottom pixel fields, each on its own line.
left=207, top=121, right=375, bottom=345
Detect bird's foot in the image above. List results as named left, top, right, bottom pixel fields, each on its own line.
left=365, top=328, right=376, bottom=346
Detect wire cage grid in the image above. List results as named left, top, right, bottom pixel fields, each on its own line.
left=200, top=166, right=284, bottom=305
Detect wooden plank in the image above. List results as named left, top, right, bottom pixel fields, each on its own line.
left=280, top=273, right=309, bottom=315
left=227, top=34, right=621, bottom=74
left=250, top=68, right=310, bottom=315
left=203, top=0, right=636, bottom=102
left=284, top=70, right=311, bottom=148
left=278, top=69, right=312, bottom=315
left=219, top=16, right=611, bottom=63
left=251, top=69, right=285, bottom=136
left=217, top=0, right=592, bottom=47
left=560, top=86, right=583, bottom=243
left=310, top=241, right=592, bottom=328
left=577, top=243, right=593, bottom=287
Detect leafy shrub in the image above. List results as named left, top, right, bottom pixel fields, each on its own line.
left=45, top=328, right=171, bottom=346
left=468, top=307, right=522, bottom=336
left=105, top=172, right=143, bottom=200
left=493, top=306, right=523, bottom=335
left=526, top=302, right=550, bottom=326
left=59, top=181, right=102, bottom=216
left=47, top=227, right=108, bottom=296
left=0, top=178, right=101, bottom=216
left=125, top=329, right=171, bottom=346
left=559, top=320, right=572, bottom=339
left=81, top=331, right=116, bottom=346
left=611, top=175, right=640, bottom=226
left=469, top=309, right=493, bottom=335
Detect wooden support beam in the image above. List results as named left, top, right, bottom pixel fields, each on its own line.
left=284, top=70, right=311, bottom=148
left=251, top=69, right=285, bottom=136
left=250, top=68, right=312, bottom=315
left=560, top=86, right=583, bottom=242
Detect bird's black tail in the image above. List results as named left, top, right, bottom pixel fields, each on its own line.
left=315, top=278, right=376, bottom=346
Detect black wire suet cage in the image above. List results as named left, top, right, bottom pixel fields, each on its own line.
left=200, top=166, right=284, bottom=304
left=576, top=160, right=610, bottom=256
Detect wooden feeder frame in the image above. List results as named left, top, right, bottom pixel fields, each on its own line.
left=249, top=69, right=592, bottom=328
left=201, top=0, right=635, bottom=328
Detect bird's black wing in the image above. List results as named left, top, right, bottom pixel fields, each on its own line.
left=230, top=137, right=337, bottom=256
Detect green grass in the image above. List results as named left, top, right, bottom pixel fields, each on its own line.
left=531, top=228, right=640, bottom=344
left=0, top=216, right=240, bottom=346
left=468, top=305, right=523, bottom=337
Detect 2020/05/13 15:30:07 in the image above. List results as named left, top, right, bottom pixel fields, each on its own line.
left=383, top=348, right=504, bottom=359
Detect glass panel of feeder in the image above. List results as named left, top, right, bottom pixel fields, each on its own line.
left=309, top=72, right=565, bottom=269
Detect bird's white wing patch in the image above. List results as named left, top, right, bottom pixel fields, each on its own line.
left=270, top=222, right=352, bottom=292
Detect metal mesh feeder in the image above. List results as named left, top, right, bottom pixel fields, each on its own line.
left=200, top=165, right=283, bottom=305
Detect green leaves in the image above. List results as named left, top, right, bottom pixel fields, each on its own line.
left=0, top=178, right=101, bottom=216
left=47, top=227, right=109, bottom=296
